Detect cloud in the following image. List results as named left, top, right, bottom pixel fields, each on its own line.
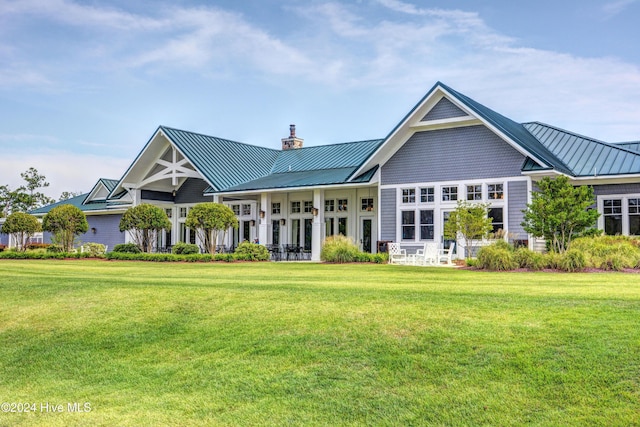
left=602, top=0, right=639, bottom=18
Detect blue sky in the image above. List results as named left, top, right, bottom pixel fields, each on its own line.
left=1, top=0, right=639, bottom=198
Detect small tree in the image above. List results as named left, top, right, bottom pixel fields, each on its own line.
left=1, top=168, right=55, bottom=216
left=42, top=204, right=89, bottom=252
left=0, top=212, right=41, bottom=251
left=185, top=202, right=238, bottom=254
left=119, top=204, right=171, bottom=253
left=443, top=200, right=493, bottom=259
left=521, top=176, right=600, bottom=253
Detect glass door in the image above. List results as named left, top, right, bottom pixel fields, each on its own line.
left=441, top=210, right=456, bottom=252
left=361, top=218, right=372, bottom=253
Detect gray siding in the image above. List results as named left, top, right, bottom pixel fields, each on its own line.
left=508, top=181, right=528, bottom=240
left=422, top=97, right=467, bottom=121
left=381, top=126, right=526, bottom=185
left=593, top=183, right=640, bottom=196
left=380, top=188, right=397, bottom=241
left=141, top=190, right=174, bottom=202
left=80, top=214, right=125, bottom=251
left=174, top=178, right=211, bottom=204
left=0, top=233, right=8, bottom=246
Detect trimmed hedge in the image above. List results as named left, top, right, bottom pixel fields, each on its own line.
left=233, top=242, right=269, bottom=261
left=172, top=242, right=200, bottom=255
left=113, top=243, right=142, bottom=254
left=0, top=251, right=92, bottom=260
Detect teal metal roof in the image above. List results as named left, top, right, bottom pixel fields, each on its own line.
left=30, top=193, right=128, bottom=215
left=437, top=83, right=574, bottom=176
left=160, top=126, right=279, bottom=192
left=523, top=122, right=640, bottom=176
left=223, top=167, right=360, bottom=192
left=614, top=141, right=640, bottom=154
left=270, top=139, right=384, bottom=173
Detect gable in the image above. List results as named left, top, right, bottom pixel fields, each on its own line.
left=381, top=125, right=526, bottom=185
left=421, top=97, right=468, bottom=121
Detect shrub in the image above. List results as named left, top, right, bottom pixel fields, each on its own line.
left=233, top=242, right=269, bottom=261
left=476, top=245, right=517, bottom=271
left=559, top=249, right=586, bottom=272
left=46, top=245, right=64, bottom=253
left=113, top=243, right=142, bottom=254
left=491, top=239, right=514, bottom=252
left=26, top=243, right=50, bottom=250
left=81, top=242, right=106, bottom=257
left=0, top=244, right=6, bottom=252
left=321, top=235, right=360, bottom=263
left=513, top=248, right=547, bottom=270
left=571, top=236, right=640, bottom=270
left=172, top=242, right=200, bottom=255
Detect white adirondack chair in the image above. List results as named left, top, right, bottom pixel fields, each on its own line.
left=415, top=242, right=439, bottom=266
left=388, top=243, right=407, bottom=264
left=438, top=242, right=456, bottom=265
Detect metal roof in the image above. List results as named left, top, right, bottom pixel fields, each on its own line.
left=160, top=126, right=279, bottom=192
left=523, top=122, right=640, bottom=176
left=221, top=167, right=361, bottom=192
left=30, top=193, right=128, bottom=215
left=613, top=141, right=640, bottom=154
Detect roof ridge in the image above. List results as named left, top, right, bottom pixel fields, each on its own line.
left=284, top=138, right=385, bottom=151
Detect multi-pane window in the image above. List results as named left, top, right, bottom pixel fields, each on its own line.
left=304, top=201, right=314, bottom=213
left=179, top=207, right=188, bottom=218
left=401, top=211, right=415, bottom=240
left=488, top=207, right=504, bottom=233
left=242, top=204, right=251, bottom=216
left=488, top=184, right=504, bottom=200
left=291, top=201, right=301, bottom=214
left=420, top=210, right=434, bottom=240
left=402, top=188, right=416, bottom=203
left=165, top=208, right=172, bottom=218
left=231, top=205, right=240, bottom=215
left=325, top=199, right=335, bottom=212
left=338, top=199, right=348, bottom=211
left=420, top=187, right=434, bottom=203
left=630, top=198, right=640, bottom=236
left=603, top=199, right=622, bottom=235
left=272, top=202, right=281, bottom=215
left=442, top=186, right=458, bottom=202
left=361, top=198, right=374, bottom=211
left=467, top=185, right=482, bottom=201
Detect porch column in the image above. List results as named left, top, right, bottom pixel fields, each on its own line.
left=259, top=192, right=270, bottom=245
left=312, top=188, right=324, bottom=261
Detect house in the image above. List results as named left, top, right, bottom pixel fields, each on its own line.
left=10, top=82, right=640, bottom=258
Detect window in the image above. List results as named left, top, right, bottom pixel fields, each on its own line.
left=603, top=199, right=622, bottom=235
left=242, top=204, right=251, bottom=216
left=420, top=210, right=434, bottom=240
left=272, top=220, right=280, bottom=245
left=488, top=184, right=504, bottom=200
left=488, top=207, right=504, bottom=233
left=361, top=198, right=374, bottom=211
left=272, top=202, right=281, bottom=215
left=467, top=185, right=482, bottom=201
left=325, top=199, right=335, bottom=212
left=304, top=201, right=314, bottom=213
left=442, top=186, right=458, bottom=202
left=179, top=207, right=188, bottom=218
left=291, top=201, right=301, bottom=213
left=338, top=217, right=347, bottom=235
left=630, top=198, right=640, bottom=236
left=231, top=205, right=240, bottom=215
left=401, top=211, right=415, bottom=240
left=325, top=217, right=335, bottom=237
left=402, top=188, right=415, bottom=203
left=337, top=199, right=348, bottom=211
left=165, top=208, right=172, bottom=218
left=420, top=187, right=434, bottom=203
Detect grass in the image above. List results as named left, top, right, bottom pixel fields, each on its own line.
left=0, top=260, right=638, bottom=426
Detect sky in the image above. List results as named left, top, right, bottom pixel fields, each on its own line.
left=1, top=0, right=639, bottom=199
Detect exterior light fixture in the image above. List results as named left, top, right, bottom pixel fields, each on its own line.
left=311, top=207, right=318, bottom=216
left=280, top=218, right=286, bottom=226
left=259, top=210, right=265, bottom=219
left=91, top=227, right=97, bottom=234
left=250, top=220, right=256, bottom=227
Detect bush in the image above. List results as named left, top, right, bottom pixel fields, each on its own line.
left=172, top=242, right=200, bottom=255
left=113, top=243, right=142, bottom=254
left=571, top=236, right=640, bottom=270
left=46, top=245, right=64, bottom=253
left=0, top=244, right=6, bottom=252
left=559, top=249, right=586, bottom=272
left=233, top=242, right=269, bottom=261
left=491, top=239, right=514, bottom=252
left=26, top=243, right=50, bottom=250
left=476, top=244, right=517, bottom=271
left=81, top=242, right=106, bottom=257
left=321, top=235, right=360, bottom=263
left=513, top=248, right=547, bottom=270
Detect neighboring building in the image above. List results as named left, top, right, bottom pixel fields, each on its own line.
left=18, top=82, right=640, bottom=259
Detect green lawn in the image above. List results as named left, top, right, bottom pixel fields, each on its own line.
left=0, top=260, right=638, bottom=426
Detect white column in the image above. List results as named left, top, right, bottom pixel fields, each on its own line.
left=259, top=192, right=270, bottom=245
left=311, top=188, right=324, bottom=261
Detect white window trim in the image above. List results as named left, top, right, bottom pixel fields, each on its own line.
left=597, top=193, right=640, bottom=236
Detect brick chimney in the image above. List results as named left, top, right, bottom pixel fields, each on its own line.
left=281, top=124, right=304, bottom=150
